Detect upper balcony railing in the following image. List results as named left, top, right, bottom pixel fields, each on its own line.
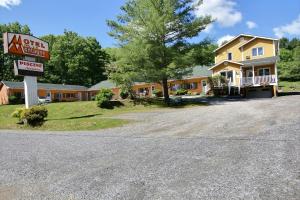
left=241, top=75, right=277, bottom=86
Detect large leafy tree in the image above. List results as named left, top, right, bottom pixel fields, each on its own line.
left=0, top=22, right=31, bottom=81
left=40, top=31, right=108, bottom=86
left=107, top=0, right=212, bottom=102
left=278, top=38, right=300, bottom=81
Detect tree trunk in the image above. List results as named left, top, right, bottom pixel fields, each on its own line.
left=162, top=78, right=170, bottom=103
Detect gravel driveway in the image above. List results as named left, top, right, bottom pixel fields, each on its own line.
left=0, top=96, right=299, bottom=200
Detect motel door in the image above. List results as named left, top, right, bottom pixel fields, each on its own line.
left=202, top=80, right=207, bottom=94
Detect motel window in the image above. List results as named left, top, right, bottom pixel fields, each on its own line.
left=252, top=47, right=264, bottom=57
left=180, top=82, right=198, bottom=90
left=13, top=92, right=24, bottom=98
left=63, top=93, right=77, bottom=99
left=258, top=68, right=270, bottom=76
left=227, top=53, right=232, bottom=60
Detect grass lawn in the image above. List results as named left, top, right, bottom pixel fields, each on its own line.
left=278, top=81, right=300, bottom=92
left=0, top=100, right=164, bottom=131
left=0, top=99, right=206, bottom=131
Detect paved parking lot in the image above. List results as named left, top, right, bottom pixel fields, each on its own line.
left=0, top=96, right=299, bottom=200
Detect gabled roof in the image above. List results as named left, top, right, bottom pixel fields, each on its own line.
left=88, top=80, right=117, bottom=91
left=238, top=36, right=278, bottom=49
left=214, top=34, right=255, bottom=52
left=90, top=66, right=212, bottom=90
left=214, top=34, right=278, bottom=53
left=209, top=60, right=244, bottom=70
left=187, top=66, right=212, bottom=78
left=1, top=81, right=87, bottom=91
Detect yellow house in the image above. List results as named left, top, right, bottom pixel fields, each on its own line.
left=210, top=34, right=279, bottom=97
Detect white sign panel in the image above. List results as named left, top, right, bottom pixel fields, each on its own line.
left=14, top=60, right=44, bottom=76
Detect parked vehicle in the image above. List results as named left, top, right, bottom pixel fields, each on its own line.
left=38, top=96, right=52, bottom=104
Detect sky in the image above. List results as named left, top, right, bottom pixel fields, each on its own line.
left=1, top=0, right=300, bottom=47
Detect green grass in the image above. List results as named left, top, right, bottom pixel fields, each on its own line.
left=0, top=100, right=163, bottom=131
left=0, top=98, right=207, bottom=131
left=278, top=81, right=300, bottom=92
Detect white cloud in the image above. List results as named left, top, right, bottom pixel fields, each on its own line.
left=273, top=15, right=300, bottom=38
left=203, top=24, right=214, bottom=33
left=195, top=0, right=242, bottom=31
left=246, top=21, right=257, bottom=29
left=217, top=35, right=235, bottom=46
left=0, top=0, right=21, bottom=9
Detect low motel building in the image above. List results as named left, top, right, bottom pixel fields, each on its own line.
left=210, top=34, right=279, bottom=98
left=0, top=81, right=88, bottom=105
left=88, top=66, right=211, bottom=99
left=0, top=66, right=211, bottom=105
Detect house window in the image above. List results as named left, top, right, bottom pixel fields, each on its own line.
left=252, top=47, right=264, bottom=57
left=227, top=71, right=233, bottom=81
left=220, top=72, right=226, bottom=77
left=227, top=53, right=232, bottom=60
left=258, top=68, right=270, bottom=76
left=220, top=71, right=233, bottom=81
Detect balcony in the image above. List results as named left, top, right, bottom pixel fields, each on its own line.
left=241, top=75, right=277, bottom=86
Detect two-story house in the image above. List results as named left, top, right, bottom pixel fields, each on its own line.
left=209, top=34, right=279, bottom=98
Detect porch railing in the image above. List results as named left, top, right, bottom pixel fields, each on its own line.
left=241, top=75, right=277, bottom=86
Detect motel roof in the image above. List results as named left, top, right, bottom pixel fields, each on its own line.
left=1, top=81, right=87, bottom=91
left=90, top=66, right=212, bottom=89
left=187, top=66, right=212, bottom=78
left=88, top=80, right=117, bottom=91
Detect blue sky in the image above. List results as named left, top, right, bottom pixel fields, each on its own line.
left=1, top=0, right=300, bottom=47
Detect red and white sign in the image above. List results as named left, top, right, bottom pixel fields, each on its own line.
left=17, top=60, right=43, bottom=72
left=3, top=32, right=50, bottom=60
left=14, top=60, right=44, bottom=76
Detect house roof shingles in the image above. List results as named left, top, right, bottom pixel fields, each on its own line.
left=241, top=56, right=278, bottom=66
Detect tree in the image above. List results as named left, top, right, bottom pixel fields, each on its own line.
left=278, top=38, right=300, bottom=81
left=279, top=37, right=289, bottom=49
left=107, top=0, right=212, bottom=102
left=40, top=31, right=109, bottom=86
left=0, top=22, right=31, bottom=81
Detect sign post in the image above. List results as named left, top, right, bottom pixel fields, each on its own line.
left=3, top=32, right=50, bottom=108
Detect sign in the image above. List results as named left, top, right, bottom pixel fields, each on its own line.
left=3, top=32, right=50, bottom=60
left=14, top=60, right=44, bottom=76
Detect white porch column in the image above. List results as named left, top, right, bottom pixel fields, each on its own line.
left=274, top=62, right=278, bottom=84
left=239, top=66, right=243, bottom=94
left=24, top=76, right=38, bottom=108
left=252, top=65, right=255, bottom=85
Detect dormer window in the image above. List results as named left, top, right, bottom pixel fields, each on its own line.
left=227, top=52, right=232, bottom=60
left=252, top=47, right=264, bottom=57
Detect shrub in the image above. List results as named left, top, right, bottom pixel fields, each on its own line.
left=11, top=107, right=24, bottom=119
left=12, top=106, right=48, bottom=126
left=175, top=89, right=188, bottom=96
left=120, top=90, right=129, bottom=99
left=96, top=88, right=114, bottom=108
left=8, top=95, right=24, bottom=105
left=91, top=96, right=96, bottom=101
left=152, top=89, right=163, bottom=97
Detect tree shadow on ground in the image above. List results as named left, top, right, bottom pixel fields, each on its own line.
left=47, top=113, right=103, bottom=121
